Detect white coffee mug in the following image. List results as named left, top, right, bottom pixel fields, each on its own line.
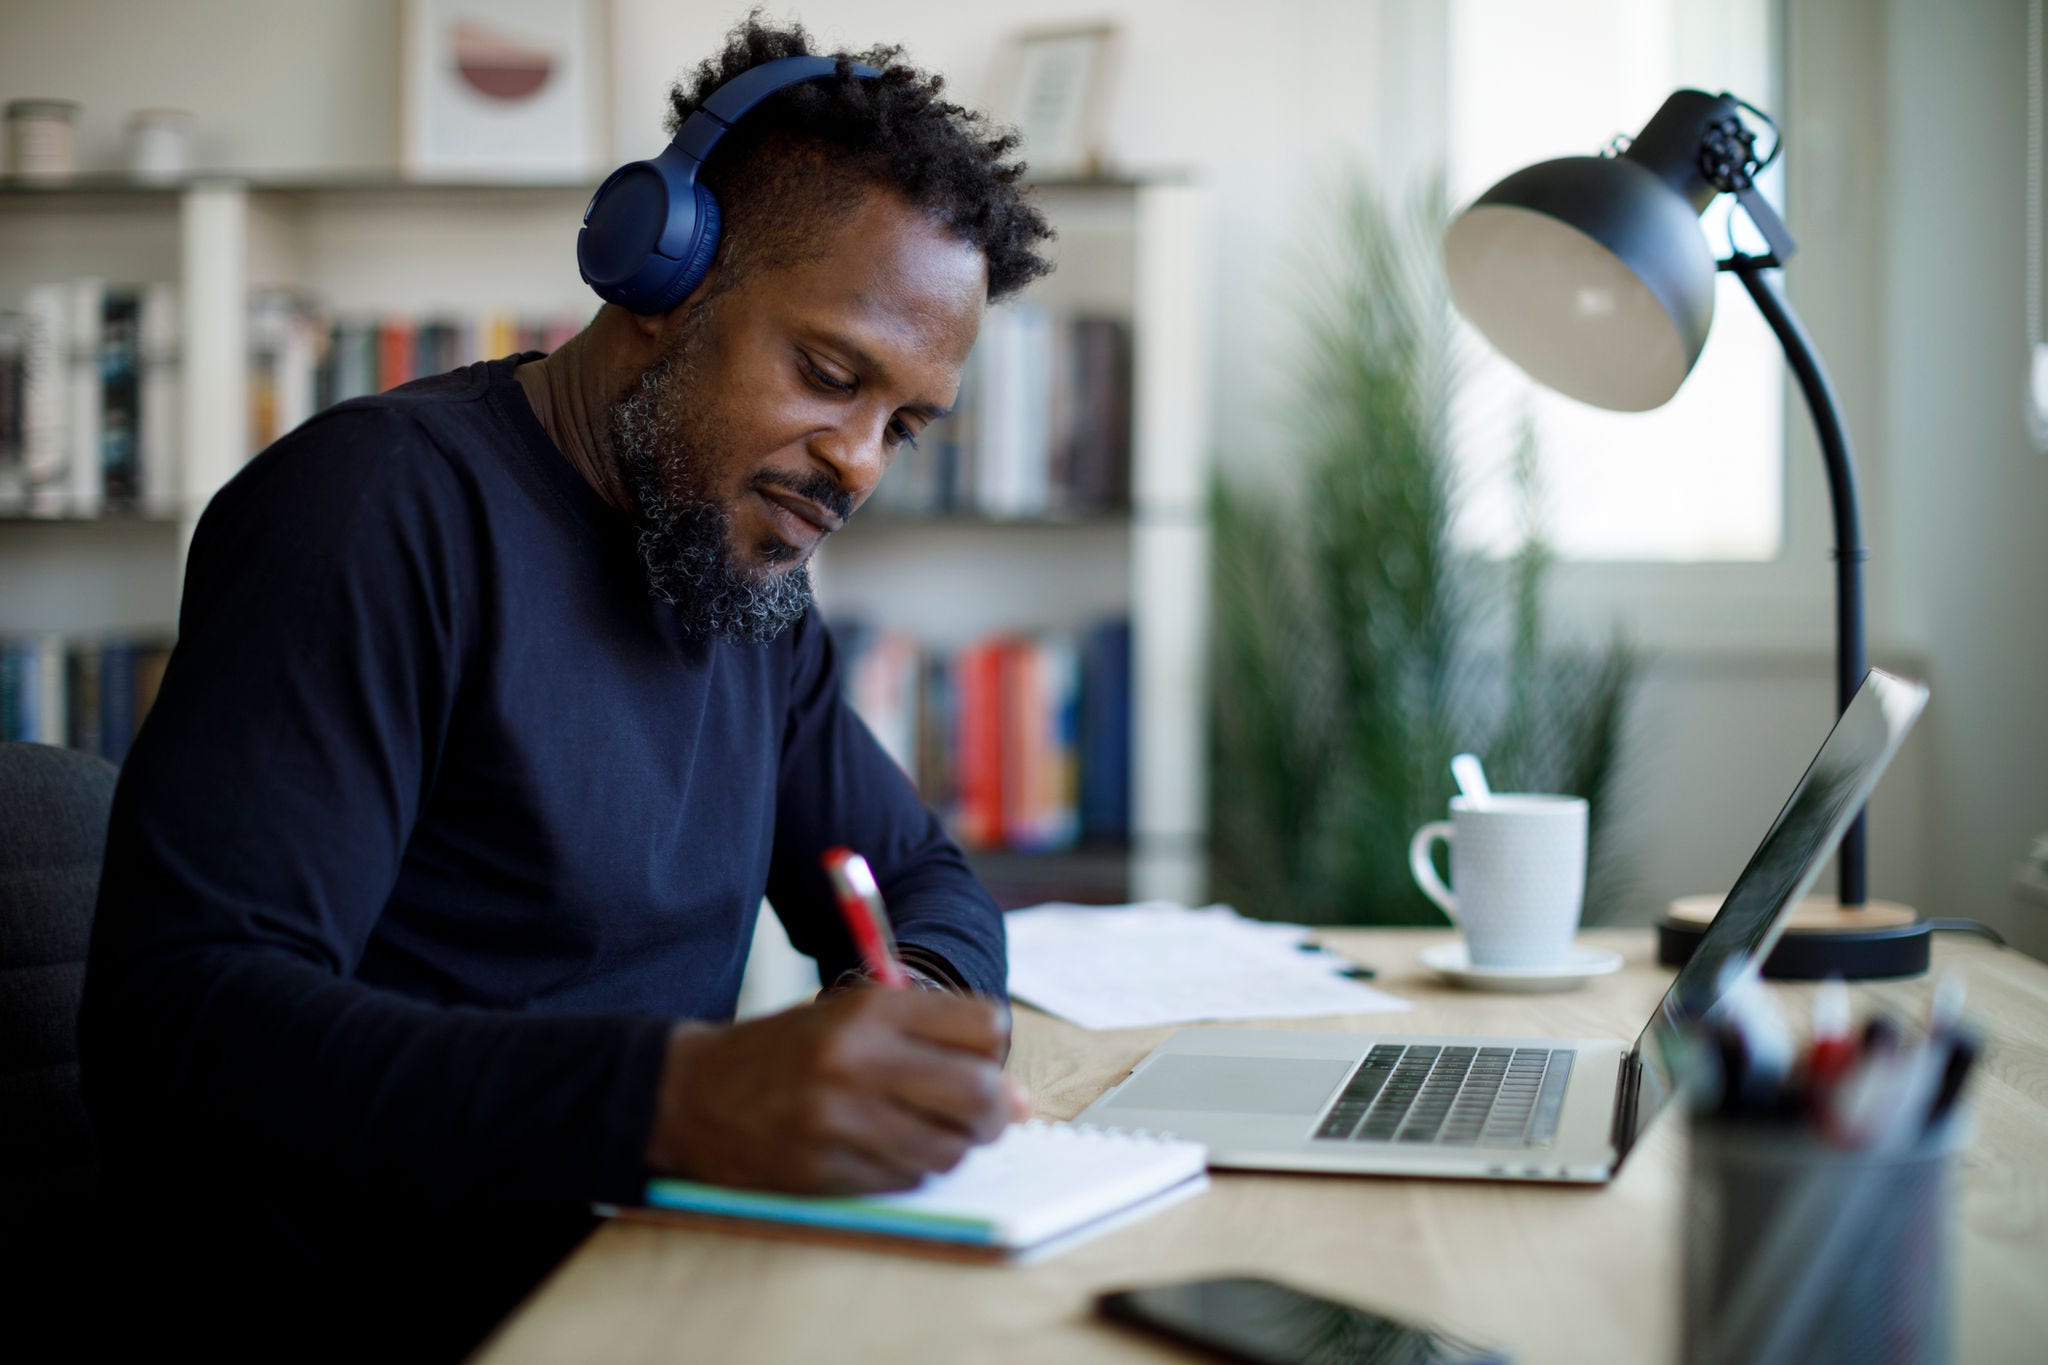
left=1408, top=794, right=1588, bottom=969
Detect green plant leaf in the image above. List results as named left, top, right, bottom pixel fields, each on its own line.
left=1210, top=170, right=1641, bottom=927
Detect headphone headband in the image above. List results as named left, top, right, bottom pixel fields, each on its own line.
left=578, top=55, right=882, bottom=314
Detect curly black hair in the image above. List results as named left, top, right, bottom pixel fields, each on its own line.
left=665, top=12, right=1054, bottom=303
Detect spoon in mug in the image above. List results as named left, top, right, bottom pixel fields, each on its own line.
left=1450, top=752, right=1494, bottom=808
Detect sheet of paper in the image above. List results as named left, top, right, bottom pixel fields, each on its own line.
left=1005, top=901, right=1411, bottom=1029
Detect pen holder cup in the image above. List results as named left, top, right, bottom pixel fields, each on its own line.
left=1682, top=1115, right=1968, bottom=1365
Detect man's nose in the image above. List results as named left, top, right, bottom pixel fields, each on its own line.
left=809, top=421, right=890, bottom=499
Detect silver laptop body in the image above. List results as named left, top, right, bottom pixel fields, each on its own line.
left=1078, top=669, right=1929, bottom=1184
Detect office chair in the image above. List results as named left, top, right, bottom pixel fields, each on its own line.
left=0, top=741, right=119, bottom=1228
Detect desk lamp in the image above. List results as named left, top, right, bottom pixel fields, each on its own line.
left=1442, top=88, right=1930, bottom=978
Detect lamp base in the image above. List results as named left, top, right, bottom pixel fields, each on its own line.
left=1656, top=894, right=1932, bottom=979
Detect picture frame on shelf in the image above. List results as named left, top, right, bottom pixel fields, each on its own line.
left=989, top=24, right=1120, bottom=181
left=399, top=0, right=611, bottom=183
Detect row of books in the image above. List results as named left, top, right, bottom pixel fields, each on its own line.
left=866, top=307, right=1132, bottom=520
left=0, top=280, right=180, bottom=518
left=0, top=633, right=174, bottom=765
left=837, top=619, right=1132, bottom=853
left=2, top=288, right=1130, bottom=521
left=249, top=294, right=584, bottom=451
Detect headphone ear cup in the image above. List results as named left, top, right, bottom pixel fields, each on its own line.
left=646, top=184, right=723, bottom=315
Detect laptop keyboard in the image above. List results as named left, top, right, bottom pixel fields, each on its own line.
left=1311, top=1045, right=1576, bottom=1147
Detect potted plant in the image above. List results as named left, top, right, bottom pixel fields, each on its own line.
left=1210, top=175, right=1638, bottom=926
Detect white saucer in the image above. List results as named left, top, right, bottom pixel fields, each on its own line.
left=1418, top=941, right=1625, bottom=993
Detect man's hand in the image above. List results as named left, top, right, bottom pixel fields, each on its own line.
left=643, top=988, right=1030, bottom=1195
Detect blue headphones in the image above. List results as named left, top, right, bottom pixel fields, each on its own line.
left=577, top=54, right=882, bottom=315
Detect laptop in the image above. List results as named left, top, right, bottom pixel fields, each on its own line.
left=1077, top=668, right=1929, bottom=1183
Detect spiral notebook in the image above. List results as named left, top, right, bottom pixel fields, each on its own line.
left=600, top=1121, right=1210, bottom=1264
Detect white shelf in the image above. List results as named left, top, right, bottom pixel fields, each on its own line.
left=245, top=183, right=592, bottom=316
left=0, top=518, right=183, bottom=635
left=819, top=520, right=1133, bottom=647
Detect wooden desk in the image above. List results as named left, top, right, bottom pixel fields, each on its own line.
left=474, top=929, right=2048, bottom=1364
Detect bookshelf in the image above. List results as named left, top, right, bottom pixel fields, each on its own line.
left=0, top=172, right=593, bottom=583
left=0, top=174, right=1210, bottom=906
left=0, top=175, right=597, bottom=759
left=815, top=180, right=1211, bottom=907
left=0, top=182, right=184, bottom=640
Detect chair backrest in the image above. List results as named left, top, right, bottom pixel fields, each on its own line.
left=0, top=741, right=119, bottom=1221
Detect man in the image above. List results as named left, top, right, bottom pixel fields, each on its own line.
left=79, top=17, right=1053, bottom=1358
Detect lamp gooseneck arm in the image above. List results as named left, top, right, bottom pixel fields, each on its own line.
left=1726, top=257, right=1870, bottom=907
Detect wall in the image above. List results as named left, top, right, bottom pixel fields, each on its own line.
left=3, top=0, right=2040, bottom=927
left=0, top=0, right=399, bottom=174
left=1882, top=0, right=2048, bottom=929
left=609, top=0, right=1386, bottom=498
left=0, top=0, right=1384, bottom=489
left=1564, top=0, right=2044, bottom=928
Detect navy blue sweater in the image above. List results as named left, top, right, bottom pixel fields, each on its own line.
left=79, top=356, right=1003, bottom=1352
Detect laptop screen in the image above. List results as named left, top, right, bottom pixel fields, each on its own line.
left=1620, top=669, right=1928, bottom=1152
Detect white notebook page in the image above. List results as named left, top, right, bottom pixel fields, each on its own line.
left=866, top=1120, right=1207, bottom=1247
left=1007, top=901, right=1412, bottom=1029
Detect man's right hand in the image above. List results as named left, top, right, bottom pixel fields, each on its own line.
left=642, top=988, right=1026, bottom=1195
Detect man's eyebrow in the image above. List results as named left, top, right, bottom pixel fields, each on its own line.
left=813, top=330, right=955, bottom=420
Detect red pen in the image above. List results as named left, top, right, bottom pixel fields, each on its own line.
left=822, top=847, right=909, bottom=989
left=1803, top=976, right=1855, bottom=1118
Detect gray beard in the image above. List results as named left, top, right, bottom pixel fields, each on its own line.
left=605, top=339, right=816, bottom=645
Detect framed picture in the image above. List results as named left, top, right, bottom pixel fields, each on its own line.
left=991, top=24, right=1120, bottom=181
left=400, top=0, right=612, bottom=182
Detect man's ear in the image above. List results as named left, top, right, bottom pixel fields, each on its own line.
left=630, top=261, right=723, bottom=349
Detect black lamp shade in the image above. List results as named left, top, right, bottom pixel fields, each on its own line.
left=1444, top=154, right=1718, bottom=412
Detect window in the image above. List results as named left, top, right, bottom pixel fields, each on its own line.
left=1447, top=0, right=1783, bottom=562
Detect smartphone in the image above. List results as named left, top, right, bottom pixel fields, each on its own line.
left=1096, top=1276, right=1510, bottom=1365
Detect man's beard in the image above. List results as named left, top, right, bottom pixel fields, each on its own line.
left=604, top=326, right=818, bottom=644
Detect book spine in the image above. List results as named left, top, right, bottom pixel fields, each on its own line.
left=138, top=282, right=180, bottom=516
left=33, top=633, right=67, bottom=746
left=132, top=642, right=172, bottom=727
left=957, top=643, right=1005, bottom=848
left=1079, top=619, right=1133, bottom=843
left=841, top=624, right=920, bottom=782
left=919, top=652, right=956, bottom=818
left=1020, top=307, right=1055, bottom=518
left=325, top=319, right=357, bottom=404
left=17, top=639, right=36, bottom=744
left=99, top=640, right=136, bottom=766
left=1045, top=633, right=1082, bottom=850
left=0, top=642, right=20, bottom=741
left=377, top=319, right=414, bottom=392
left=14, top=638, right=38, bottom=741
left=100, top=287, right=142, bottom=508
left=278, top=297, right=319, bottom=436
left=1069, top=317, right=1133, bottom=512
left=67, top=278, right=105, bottom=516
left=851, top=626, right=1135, bottom=854
left=975, top=311, right=1018, bottom=516
left=20, top=285, right=68, bottom=516
left=247, top=290, right=283, bottom=452
left=0, top=311, right=24, bottom=513
left=875, top=631, right=922, bottom=782
left=415, top=321, right=448, bottom=380
left=999, top=638, right=1038, bottom=848
left=67, top=641, right=102, bottom=755
left=938, top=357, right=974, bottom=514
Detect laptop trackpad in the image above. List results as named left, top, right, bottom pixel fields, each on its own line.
left=1099, top=1055, right=1352, bottom=1116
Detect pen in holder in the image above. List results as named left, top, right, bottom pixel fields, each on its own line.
left=1678, top=972, right=1980, bottom=1365
left=1682, top=1112, right=1967, bottom=1365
